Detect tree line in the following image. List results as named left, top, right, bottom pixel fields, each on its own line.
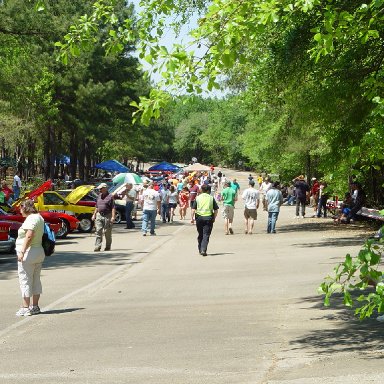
left=2, top=0, right=384, bottom=207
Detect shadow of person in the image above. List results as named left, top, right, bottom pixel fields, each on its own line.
left=206, top=252, right=235, bottom=257
left=42, top=307, right=85, bottom=315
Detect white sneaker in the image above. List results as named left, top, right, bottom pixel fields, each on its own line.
left=294, top=216, right=300, bottom=219
left=29, top=306, right=41, bottom=315
left=300, top=215, right=304, bottom=219
left=16, top=307, right=31, bottom=317
left=377, top=314, right=384, bottom=322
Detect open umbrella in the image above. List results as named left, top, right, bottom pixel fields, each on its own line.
left=112, top=172, right=142, bottom=185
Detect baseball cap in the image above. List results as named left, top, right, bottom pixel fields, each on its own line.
left=97, top=183, right=108, bottom=189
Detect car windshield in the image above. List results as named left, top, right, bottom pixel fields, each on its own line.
left=108, top=183, right=123, bottom=194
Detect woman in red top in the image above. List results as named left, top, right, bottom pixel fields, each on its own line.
left=179, top=187, right=189, bottom=220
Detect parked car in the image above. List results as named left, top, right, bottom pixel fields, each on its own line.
left=13, top=184, right=96, bottom=232
left=0, top=207, right=78, bottom=239
left=0, top=220, right=61, bottom=254
left=56, top=189, right=97, bottom=207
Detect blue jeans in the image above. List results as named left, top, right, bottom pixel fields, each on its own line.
left=142, top=209, right=157, bottom=234
left=317, top=197, right=327, bottom=218
left=13, top=186, right=20, bottom=200
left=267, top=211, right=279, bottom=233
left=125, top=201, right=135, bottom=228
left=161, top=203, right=170, bottom=222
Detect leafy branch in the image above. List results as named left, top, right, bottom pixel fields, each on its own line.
left=319, top=231, right=384, bottom=320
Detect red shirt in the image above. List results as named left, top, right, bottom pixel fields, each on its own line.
left=2, top=185, right=13, bottom=200
left=189, top=185, right=200, bottom=201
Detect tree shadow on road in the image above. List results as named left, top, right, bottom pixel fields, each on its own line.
left=0, top=250, right=143, bottom=281
left=278, top=219, right=373, bottom=235
left=290, top=292, right=384, bottom=358
left=292, top=237, right=368, bottom=248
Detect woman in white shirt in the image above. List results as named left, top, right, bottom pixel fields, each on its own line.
left=15, top=199, right=45, bottom=316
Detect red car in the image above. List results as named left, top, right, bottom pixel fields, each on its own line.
left=0, top=220, right=61, bottom=254
left=0, top=208, right=78, bottom=239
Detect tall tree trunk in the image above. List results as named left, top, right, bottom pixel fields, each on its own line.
left=305, top=151, right=311, bottom=181
left=49, top=126, right=55, bottom=180
left=69, top=129, right=78, bottom=180
left=78, top=139, right=85, bottom=180
left=84, top=139, right=91, bottom=182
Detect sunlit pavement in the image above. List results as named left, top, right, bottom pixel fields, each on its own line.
left=0, top=169, right=382, bottom=383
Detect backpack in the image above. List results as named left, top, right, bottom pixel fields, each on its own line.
left=42, top=222, right=56, bottom=256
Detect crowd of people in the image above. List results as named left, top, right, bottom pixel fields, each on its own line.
left=14, top=167, right=368, bottom=317
left=91, top=170, right=287, bottom=257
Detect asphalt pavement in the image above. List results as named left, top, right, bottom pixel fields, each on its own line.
left=1, top=169, right=383, bottom=383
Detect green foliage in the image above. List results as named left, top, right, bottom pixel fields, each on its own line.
left=164, top=95, right=248, bottom=166
left=0, top=0, right=172, bottom=178
left=319, top=238, right=384, bottom=320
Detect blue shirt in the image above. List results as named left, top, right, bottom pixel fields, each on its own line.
left=266, top=188, right=283, bottom=212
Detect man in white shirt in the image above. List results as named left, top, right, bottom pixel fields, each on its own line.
left=13, top=171, right=22, bottom=200
left=242, top=180, right=260, bottom=234
left=160, top=184, right=171, bottom=223
left=141, top=182, right=161, bottom=236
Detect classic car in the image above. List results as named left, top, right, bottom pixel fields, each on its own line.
left=0, top=220, right=61, bottom=254
left=0, top=207, right=78, bottom=238
left=13, top=182, right=95, bottom=232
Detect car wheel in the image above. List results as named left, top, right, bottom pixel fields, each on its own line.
left=115, top=211, right=122, bottom=224
left=56, top=219, right=69, bottom=239
left=78, top=214, right=93, bottom=232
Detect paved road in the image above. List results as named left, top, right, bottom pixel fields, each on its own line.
left=1, top=169, right=383, bottom=383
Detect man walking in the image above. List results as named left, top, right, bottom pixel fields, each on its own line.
left=242, top=180, right=259, bottom=234
left=142, top=182, right=161, bottom=236
left=92, top=183, right=116, bottom=251
left=117, top=183, right=136, bottom=229
left=266, top=181, right=283, bottom=234
left=191, top=184, right=219, bottom=256
left=160, top=183, right=171, bottom=223
left=294, top=175, right=310, bottom=218
left=221, top=180, right=237, bottom=234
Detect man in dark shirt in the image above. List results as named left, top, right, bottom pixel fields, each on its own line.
left=347, top=182, right=365, bottom=222
left=294, top=175, right=310, bottom=218
left=92, top=183, right=116, bottom=251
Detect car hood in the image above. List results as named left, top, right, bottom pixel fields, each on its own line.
left=65, top=185, right=95, bottom=205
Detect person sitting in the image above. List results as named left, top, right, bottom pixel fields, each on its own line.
left=347, top=182, right=365, bottom=223
left=333, top=192, right=352, bottom=224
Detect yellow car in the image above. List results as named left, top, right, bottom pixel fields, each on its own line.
left=33, top=185, right=96, bottom=232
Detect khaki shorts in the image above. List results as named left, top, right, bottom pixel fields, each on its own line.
left=222, top=205, right=234, bottom=220
left=244, top=208, right=257, bottom=220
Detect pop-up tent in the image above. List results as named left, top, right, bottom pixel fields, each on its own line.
left=184, top=163, right=211, bottom=172
left=148, top=161, right=180, bottom=172
left=94, top=160, right=129, bottom=173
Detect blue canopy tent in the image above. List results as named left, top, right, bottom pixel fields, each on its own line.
left=148, top=161, right=180, bottom=172
left=94, top=160, right=129, bottom=173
